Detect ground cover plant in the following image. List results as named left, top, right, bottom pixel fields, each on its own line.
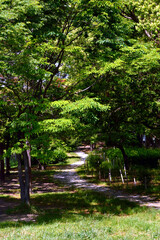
left=0, top=189, right=160, bottom=240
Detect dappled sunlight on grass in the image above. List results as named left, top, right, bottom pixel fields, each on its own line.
left=0, top=191, right=159, bottom=240
left=27, top=190, right=146, bottom=221
left=0, top=155, right=160, bottom=239
left=0, top=180, right=160, bottom=239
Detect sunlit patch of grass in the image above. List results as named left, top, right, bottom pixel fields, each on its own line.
left=53, top=157, right=81, bottom=166
left=67, top=152, right=81, bottom=158
left=0, top=195, right=20, bottom=201
left=0, top=198, right=160, bottom=240
left=1, top=157, right=160, bottom=239
left=0, top=190, right=160, bottom=239
left=66, top=157, right=81, bottom=165
left=29, top=190, right=147, bottom=216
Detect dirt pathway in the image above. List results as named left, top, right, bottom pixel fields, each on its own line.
left=54, top=151, right=160, bottom=209
left=0, top=151, right=159, bottom=223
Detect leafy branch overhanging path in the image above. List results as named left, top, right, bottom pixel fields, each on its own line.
left=54, top=151, right=160, bottom=209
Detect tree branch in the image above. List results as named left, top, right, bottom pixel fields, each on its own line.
left=43, top=49, right=65, bottom=98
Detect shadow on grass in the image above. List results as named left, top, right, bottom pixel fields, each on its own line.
left=32, top=169, right=56, bottom=178
left=0, top=189, right=149, bottom=228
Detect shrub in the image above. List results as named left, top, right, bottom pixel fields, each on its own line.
left=86, top=148, right=124, bottom=178
left=102, top=148, right=124, bottom=169
left=51, top=148, right=68, bottom=164
left=86, top=152, right=102, bottom=170
left=126, top=147, right=160, bottom=168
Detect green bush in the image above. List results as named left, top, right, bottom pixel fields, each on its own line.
left=101, top=148, right=124, bottom=170
left=126, top=147, right=160, bottom=167
left=100, top=161, right=112, bottom=176
left=86, top=152, right=102, bottom=170
left=51, top=148, right=68, bottom=164
left=86, top=148, right=123, bottom=175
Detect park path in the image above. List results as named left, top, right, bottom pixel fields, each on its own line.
left=54, top=151, right=160, bottom=209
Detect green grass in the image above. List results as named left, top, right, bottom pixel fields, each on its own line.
left=48, top=155, right=81, bottom=166
left=1, top=214, right=159, bottom=240
left=55, top=157, right=80, bottom=166
left=1, top=155, right=160, bottom=239
left=0, top=190, right=160, bottom=239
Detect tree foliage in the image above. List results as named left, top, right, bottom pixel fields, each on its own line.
left=0, top=0, right=160, bottom=202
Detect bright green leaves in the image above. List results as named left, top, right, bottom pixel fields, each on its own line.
left=120, top=42, right=160, bottom=74
left=0, top=0, right=41, bottom=50
left=39, top=118, right=74, bottom=134
left=62, top=97, right=110, bottom=114
left=119, top=0, right=160, bottom=43
left=132, top=0, right=160, bottom=38
left=1, top=0, right=159, bottom=166
left=50, top=100, right=69, bottom=110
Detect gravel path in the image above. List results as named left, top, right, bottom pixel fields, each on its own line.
left=54, top=151, right=160, bottom=209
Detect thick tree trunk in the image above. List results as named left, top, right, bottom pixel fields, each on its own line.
left=118, top=145, right=129, bottom=170
left=0, top=142, right=5, bottom=184
left=16, top=131, right=31, bottom=205
left=16, top=154, right=25, bottom=202
left=17, top=151, right=31, bottom=205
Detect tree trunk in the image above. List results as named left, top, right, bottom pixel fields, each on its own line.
left=5, top=134, right=10, bottom=175
left=5, top=157, right=10, bottom=175
left=118, top=145, right=129, bottom=170
left=0, top=142, right=5, bottom=184
left=38, top=162, right=45, bottom=170
left=23, top=151, right=30, bottom=205
left=26, top=141, right=32, bottom=194
left=16, top=154, right=25, bottom=202
left=16, top=132, right=30, bottom=205
left=17, top=151, right=31, bottom=205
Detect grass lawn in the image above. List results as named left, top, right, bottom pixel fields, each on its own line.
left=0, top=190, right=160, bottom=239
left=0, top=156, right=160, bottom=239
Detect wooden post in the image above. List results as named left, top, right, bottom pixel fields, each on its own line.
left=124, top=164, right=128, bottom=185
left=107, top=155, right=112, bottom=183
left=109, top=169, right=112, bottom=182
left=119, top=169, right=124, bottom=184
